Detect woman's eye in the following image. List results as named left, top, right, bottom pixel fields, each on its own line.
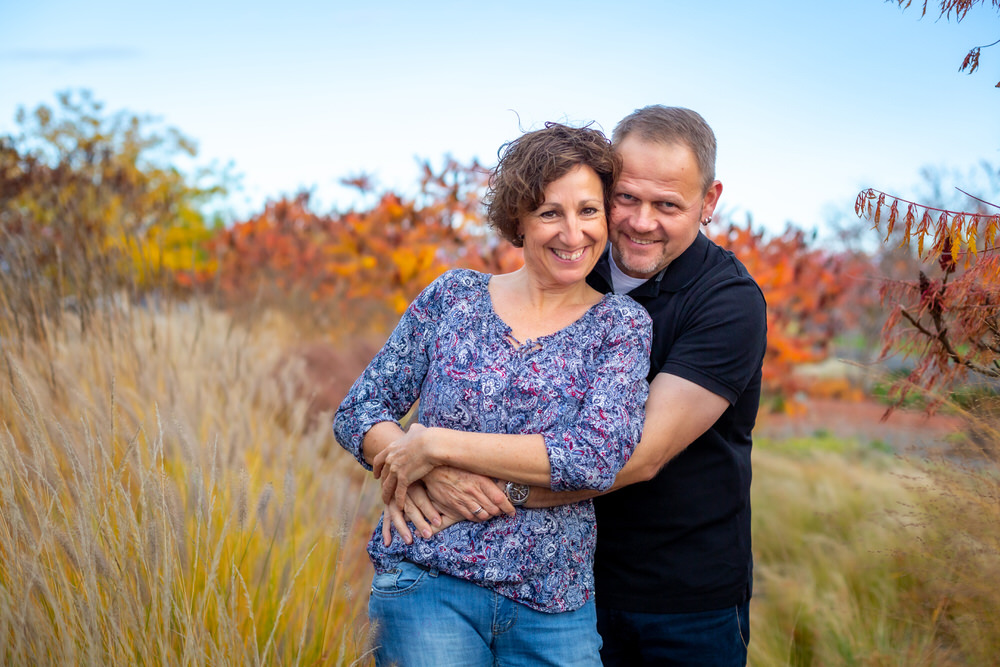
left=581, top=207, right=600, bottom=216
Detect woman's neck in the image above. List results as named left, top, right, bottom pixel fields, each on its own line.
left=488, top=269, right=603, bottom=342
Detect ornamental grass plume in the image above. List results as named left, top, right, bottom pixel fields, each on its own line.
left=750, top=422, right=1000, bottom=666
left=0, top=301, right=380, bottom=666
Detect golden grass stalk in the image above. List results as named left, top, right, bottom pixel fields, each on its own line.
left=751, top=429, right=1000, bottom=666
left=0, top=301, right=380, bottom=666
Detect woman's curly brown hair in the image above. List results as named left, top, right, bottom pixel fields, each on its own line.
left=484, top=122, right=620, bottom=248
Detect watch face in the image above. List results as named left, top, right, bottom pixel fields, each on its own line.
left=506, top=482, right=529, bottom=505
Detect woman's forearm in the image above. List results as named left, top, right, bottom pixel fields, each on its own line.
left=362, top=421, right=405, bottom=466
left=426, top=428, right=552, bottom=487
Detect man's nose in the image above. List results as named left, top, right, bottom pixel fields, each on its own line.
left=630, top=205, right=657, bottom=232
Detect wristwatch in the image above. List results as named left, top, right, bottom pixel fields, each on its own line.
left=504, top=481, right=530, bottom=506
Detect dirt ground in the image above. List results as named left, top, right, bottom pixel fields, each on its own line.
left=753, top=397, right=967, bottom=456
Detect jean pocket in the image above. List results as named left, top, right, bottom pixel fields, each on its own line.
left=370, top=561, right=428, bottom=597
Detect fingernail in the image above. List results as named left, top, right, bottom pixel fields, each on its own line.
left=422, top=529, right=432, bottom=539
left=432, top=517, right=442, bottom=526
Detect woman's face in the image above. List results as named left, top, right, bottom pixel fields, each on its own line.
left=518, top=164, right=608, bottom=291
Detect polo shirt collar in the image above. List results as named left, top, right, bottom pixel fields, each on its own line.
left=589, top=232, right=711, bottom=297
left=655, top=231, right=710, bottom=294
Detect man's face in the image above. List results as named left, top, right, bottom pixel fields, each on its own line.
left=609, top=136, right=721, bottom=279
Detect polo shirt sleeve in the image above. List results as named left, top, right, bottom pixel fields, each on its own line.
left=659, top=275, right=766, bottom=405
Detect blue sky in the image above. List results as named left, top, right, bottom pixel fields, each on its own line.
left=1, top=0, right=998, bottom=236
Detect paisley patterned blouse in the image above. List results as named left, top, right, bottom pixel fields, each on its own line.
left=334, top=269, right=651, bottom=612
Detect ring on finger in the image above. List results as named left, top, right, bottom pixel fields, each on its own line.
left=472, top=506, right=484, bottom=515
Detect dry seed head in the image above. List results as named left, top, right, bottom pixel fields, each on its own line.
left=257, top=482, right=275, bottom=523
left=165, top=475, right=187, bottom=569
left=237, top=467, right=249, bottom=529
left=91, top=544, right=112, bottom=579
left=55, top=529, right=81, bottom=571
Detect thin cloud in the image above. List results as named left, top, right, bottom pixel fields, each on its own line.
left=0, top=47, right=140, bottom=63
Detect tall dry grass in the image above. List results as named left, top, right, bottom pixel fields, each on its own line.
left=0, top=302, right=382, bottom=665
left=3, top=296, right=998, bottom=666
left=750, top=424, right=1000, bottom=666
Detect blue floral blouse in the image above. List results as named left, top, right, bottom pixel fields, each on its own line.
left=334, top=269, right=651, bottom=612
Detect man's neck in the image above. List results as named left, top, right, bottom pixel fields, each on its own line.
left=609, top=252, right=651, bottom=295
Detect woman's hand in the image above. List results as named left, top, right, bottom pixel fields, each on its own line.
left=373, top=423, right=438, bottom=509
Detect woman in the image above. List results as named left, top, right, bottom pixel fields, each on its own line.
left=334, top=123, right=651, bottom=666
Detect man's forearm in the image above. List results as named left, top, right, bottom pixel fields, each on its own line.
left=523, top=373, right=730, bottom=509
left=522, top=453, right=643, bottom=508
left=523, top=486, right=598, bottom=508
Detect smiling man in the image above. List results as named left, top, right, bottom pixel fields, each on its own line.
left=578, top=105, right=767, bottom=666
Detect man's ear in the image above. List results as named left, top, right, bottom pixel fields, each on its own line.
left=702, top=180, right=723, bottom=220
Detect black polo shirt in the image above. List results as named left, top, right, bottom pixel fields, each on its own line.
left=589, top=231, right=767, bottom=614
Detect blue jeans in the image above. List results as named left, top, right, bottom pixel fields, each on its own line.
left=597, top=600, right=750, bottom=666
left=368, top=560, right=603, bottom=666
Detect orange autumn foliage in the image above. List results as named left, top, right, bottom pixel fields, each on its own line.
left=185, top=160, right=873, bottom=406
left=709, top=224, right=871, bottom=403
left=192, top=159, right=522, bottom=336
left=857, top=187, right=1000, bottom=407
left=181, top=153, right=879, bottom=406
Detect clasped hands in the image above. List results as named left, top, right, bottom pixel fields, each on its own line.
left=372, top=423, right=515, bottom=546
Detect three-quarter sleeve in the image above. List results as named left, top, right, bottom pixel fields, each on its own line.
left=544, top=299, right=652, bottom=492
left=333, top=272, right=450, bottom=470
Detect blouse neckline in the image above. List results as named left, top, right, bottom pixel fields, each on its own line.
left=480, top=272, right=613, bottom=352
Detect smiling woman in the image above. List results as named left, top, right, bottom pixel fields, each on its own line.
left=334, top=122, right=652, bottom=667
left=515, top=164, right=608, bottom=296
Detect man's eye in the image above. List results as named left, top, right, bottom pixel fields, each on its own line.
left=616, top=193, right=635, bottom=202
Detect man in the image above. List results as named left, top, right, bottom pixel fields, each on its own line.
left=381, top=106, right=766, bottom=665
left=577, top=105, right=765, bottom=665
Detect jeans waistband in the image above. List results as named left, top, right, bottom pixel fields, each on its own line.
left=402, top=558, right=439, bottom=575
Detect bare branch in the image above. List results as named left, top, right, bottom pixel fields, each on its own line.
left=900, top=308, right=1000, bottom=377
left=955, top=187, right=1000, bottom=210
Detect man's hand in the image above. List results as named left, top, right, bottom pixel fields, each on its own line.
left=382, top=494, right=467, bottom=546
left=379, top=468, right=516, bottom=545
left=424, top=466, right=514, bottom=521
left=380, top=467, right=516, bottom=545
left=381, top=483, right=448, bottom=545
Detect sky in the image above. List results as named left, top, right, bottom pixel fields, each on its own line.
left=1, top=0, right=998, bottom=237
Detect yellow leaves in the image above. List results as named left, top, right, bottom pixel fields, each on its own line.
left=858, top=187, right=1000, bottom=270
left=198, top=160, right=497, bottom=336
left=391, top=246, right=437, bottom=284
left=391, top=292, right=409, bottom=314
left=710, top=223, right=863, bottom=403
left=986, top=215, right=1000, bottom=248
